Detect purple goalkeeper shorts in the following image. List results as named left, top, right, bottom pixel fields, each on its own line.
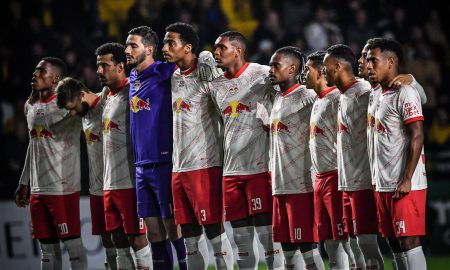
left=136, top=162, right=174, bottom=219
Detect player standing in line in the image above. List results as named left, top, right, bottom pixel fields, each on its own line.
left=268, top=47, right=324, bottom=270
left=125, top=26, right=186, bottom=270
left=14, top=57, right=87, bottom=270
left=55, top=77, right=117, bottom=269
left=358, top=39, right=427, bottom=270
left=211, top=31, right=283, bottom=270
left=96, top=42, right=152, bottom=270
left=366, top=38, right=427, bottom=270
left=304, top=51, right=356, bottom=270
left=162, top=22, right=234, bottom=270
left=323, top=44, right=384, bottom=270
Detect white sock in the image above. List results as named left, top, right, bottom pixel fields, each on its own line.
left=341, top=239, right=356, bottom=268
left=254, top=225, right=283, bottom=270
left=393, top=252, right=408, bottom=270
left=40, top=243, right=62, bottom=270
left=302, top=249, right=324, bottom=270
left=283, top=249, right=305, bottom=269
left=405, top=246, right=427, bottom=270
left=134, top=246, right=153, bottom=270
left=357, top=234, right=384, bottom=269
left=349, top=237, right=366, bottom=269
left=116, top=247, right=135, bottom=270
left=63, top=238, right=88, bottom=270
left=185, top=234, right=208, bottom=270
left=232, top=226, right=259, bottom=270
left=209, top=232, right=234, bottom=270
left=324, top=240, right=349, bottom=270
left=105, top=247, right=117, bottom=270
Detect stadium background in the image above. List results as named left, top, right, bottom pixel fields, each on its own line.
left=0, top=0, right=449, bottom=268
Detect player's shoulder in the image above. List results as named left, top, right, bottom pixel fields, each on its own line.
left=155, top=61, right=176, bottom=75
left=248, top=62, right=270, bottom=74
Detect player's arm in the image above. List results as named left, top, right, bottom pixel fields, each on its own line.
left=388, top=74, right=427, bottom=104
left=15, top=144, right=31, bottom=207
left=394, top=120, right=424, bottom=199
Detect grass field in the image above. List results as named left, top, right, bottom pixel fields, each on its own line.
left=199, top=256, right=450, bottom=269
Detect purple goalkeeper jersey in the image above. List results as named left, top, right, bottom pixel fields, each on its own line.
left=129, top=61, right=176, bottom=165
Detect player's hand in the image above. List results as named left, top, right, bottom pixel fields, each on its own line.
left=393, top=178, right=412, bottom=199
left=196, top=51, right=223, bottom=82
left=14, top=184, right=30, bottom=208
left=388, top=74, right=413, bottom=90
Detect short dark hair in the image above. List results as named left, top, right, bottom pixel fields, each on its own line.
left=275, top=46, right=306, bottom=78
left=307, top=51, right=326, bottom=71
left=165, top=22, right=199, bottom=53
left=326, top=44, right=356, bottom=71
left=219, top=31, right=247, bottom=52
left=41, top=56, right=67, bottom=78
left=128, top=26, right=159, bottom=57
left=366, top=37, right=403, bottom=64
left=55, top=77, right=86, bottom=108
left=95, top=42, right=126, bottom=64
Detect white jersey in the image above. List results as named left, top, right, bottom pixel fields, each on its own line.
left=374, top=85, right=427, bottom=192
left=171, top=64, right=222, bottom=172
left=337, top=79, right=372, bottom=191
left=309, top=86, right=340, bottom=174
left=102, top=82, right=136, bottom=190
left=208, top=62, right=273, bottom=176
left=19, top=95, right=82, bottom=195
left=270, top=84, right=317, bottom=195
left=367, top=83, right=382, bottom=185
left=82, top=92, right=107, bottom=195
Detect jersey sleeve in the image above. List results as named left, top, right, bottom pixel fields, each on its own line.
left=399, top=86, right=424, bottom=125
left=19, top=144, right=31, bottom=185
left=410, top=75, right=427, bottom=105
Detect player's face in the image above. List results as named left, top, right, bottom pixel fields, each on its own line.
left=125, top=34, right=148, bottom=67
left=366, top=48, right=388, bottom=84
left=214, top=36, right=238, bottom=69
left=31, top=61, right=58, bottom=91
left=97, top=54, right=121, bottom=88
left=64, top=93, right=89, bottom=116
left=268, top=52, right=295, bottom=85
left=162, top=32, right=188, bottom=63
left=358, top=43, right=370, bottom=79
left=303, top=60, right=320, bottom=90
left=323, top=54, right=338, bottom=86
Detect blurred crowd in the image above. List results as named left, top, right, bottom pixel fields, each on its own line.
left=1, top=0, right=449, bottom=199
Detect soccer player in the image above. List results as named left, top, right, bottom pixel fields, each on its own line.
left=268, top=47, right=324, bottom=270
left=96, top=42, right=152, bottom=270
left=323, top=44, right=384, bottom=269
left=162, top=22, right=234, bottom=270
left=125, top=26, right=186, bottom=270
left=366, top=38, right=427, bottom=270
left=304, top=51, right=355, bottom=270
left=359, top=38, right=427, bottom=270
left=14, top=57, right=87, bottom=270
left=55, top=77, right=117, bottom=269
left=211, top=31, right=283, bottom=270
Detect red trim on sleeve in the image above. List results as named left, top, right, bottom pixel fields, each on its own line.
left=180, top=61, right=197, bottom=76
left=108, top=78, right=129, bottom=97
left=224, top=62, right=250, bottom=80
left=90, top=96, right=101, bottom=109
left=282, top=83, right=301, bottom=96
left=340, top=80, right=358, bottom=94
left=319, top=86, right=337, bottom=98
left=404, top=116, right=424, bottom=125
left=39, top=94, right=57, bottom=103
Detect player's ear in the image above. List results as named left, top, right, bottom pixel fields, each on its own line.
left=117, top=62, right=125, bottom=73
left=184, top=44, right=192, bottom=54
left=388, top=56, right=395, bottom=70
left=147, top=46, right=153, bottom=57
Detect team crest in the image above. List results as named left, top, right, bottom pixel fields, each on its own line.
left=228, top=87, right=238, bottom=95
left=178, top=80, right=185, bottom=88
left=134, top=80, right=141, bottom=91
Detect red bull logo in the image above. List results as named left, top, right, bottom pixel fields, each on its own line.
left=84, top=129, right=101, bottom=144
left=223, top=100, right=251, bottom=118
left=310, top=123, right=325, bottom=138
left=338, top=120, right=349, bottom=133
left=271, top=118, right=290, bottom=135
left=172, top=97, right=191, bottom=114
left=367, top=113, right=376, bottom=129
left=103, top=118, right=121, bottom=134
left=29, top=125, right=54, bottom=141
left=130, top=96, right=151, bottom=113
left=375, top=119, right=388, bottom=134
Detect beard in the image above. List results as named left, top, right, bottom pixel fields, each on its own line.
left=128, top=52, right=146, bottom=68
left=78, top=102, right=90, bottom=117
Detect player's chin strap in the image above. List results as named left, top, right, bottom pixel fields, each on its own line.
left=196, top=51, right=223, bottom=82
